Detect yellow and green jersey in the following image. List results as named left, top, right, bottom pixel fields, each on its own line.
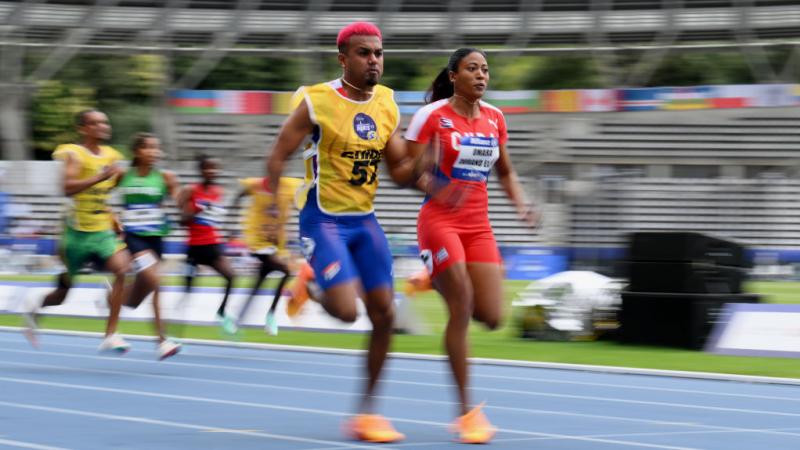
left=52, top=143, right=123, bottom=232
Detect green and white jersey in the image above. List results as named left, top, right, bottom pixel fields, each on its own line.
left=117, top=168, right=169, bottom=236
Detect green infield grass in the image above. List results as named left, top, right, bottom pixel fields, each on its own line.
left=1, top=274, right=798, bottom=379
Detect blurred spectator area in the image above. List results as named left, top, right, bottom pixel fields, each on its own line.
left=2, top=105, right=800, bottom=256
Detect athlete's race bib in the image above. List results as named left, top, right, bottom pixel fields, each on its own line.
left=452, top=135, right=499, bottom=182
left=195, top=202, right=226, bottom=227
left=121, top=204, right=165, bottom=232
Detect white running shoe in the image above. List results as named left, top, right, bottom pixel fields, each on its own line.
left=21, top=309, right=39, bottom=348
left=264, top=311, right=279, bottom=336
left=220, top=314, right=239, bottom=335
left=22, top=301, right=41, bottom=348
left=98, top=334, right=131, bottom=354
left=158, top=340, right=182, bottom=360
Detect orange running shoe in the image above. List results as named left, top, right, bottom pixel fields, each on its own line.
left=286, top=296, right=308, bottom=318
left=450, top=402, right=497, bottom=444
left=344, top=414, right=405, bottom=443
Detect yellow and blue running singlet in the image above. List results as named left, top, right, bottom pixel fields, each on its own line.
left=297, top=79, right=399, bottom=291
left=302, top=79, right=400, bottom=215
left=52, top=143, right=123, bottom=232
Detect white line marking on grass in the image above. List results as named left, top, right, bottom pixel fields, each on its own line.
left=0, top=375, right=698, bottom=450
left=1, top=346, right=799, bottom=420
left=2, top=327, right=799, bottom=387
left=0, top=400, right=382, bottom=450
left=0, top=438, right=71, bottom=450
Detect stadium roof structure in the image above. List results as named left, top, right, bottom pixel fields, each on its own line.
left=0, top=1, right=798, bottom=84
left=1, top=0, right=799, bottom=160
left=1, top=1, right=800, bottom=52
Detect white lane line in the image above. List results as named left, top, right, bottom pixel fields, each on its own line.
left=353, top=425, right=800, bottom=450
left=1, top=346, right=798, bottom=419
left=0, top=400, right=382, bottom=450
left=3, top=336, right=798, bottom=404
left=153, top=347, right=800, bottom=403
left=3, top=359, right=798, bottom=440
left=0, top=438, right=70, bottom=450
left=305, top=436, right=554, bottom=450
left=0, top=375, right=698, bottom=450
left=588, top=427, right=800, bottom=440
left=2, top=328, right=798, bottom=387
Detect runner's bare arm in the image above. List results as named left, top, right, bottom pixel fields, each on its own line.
left=61, top=153, right=123, bottom=196
left=163, top=170, right=181, bottom=203
left=266, top=100, right=314, bottom=196
left=495, top=143, right=538, bottom=227
left=177, top=186, right=197, bottom=223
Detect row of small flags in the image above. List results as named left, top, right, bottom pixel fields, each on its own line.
left=170, top=84, right=800, bottom=115
left=169, top=90, right=296, bottom=114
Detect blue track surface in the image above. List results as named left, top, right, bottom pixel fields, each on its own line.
left=0, top=330, right=798, bottom=450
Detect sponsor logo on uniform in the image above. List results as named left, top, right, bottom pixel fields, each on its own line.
left=440, top=118, right=453, bottom=129
left=300, top=236, right=316, bottom=260
left=420, top=249, right=433, bottom=274
left=435, top=247, right=449, bottom=264
left=323, top=261, right=341, bottom=281
left=488, top=118, right=498, bottom=129
left=353, top=113, right=378, bottom=140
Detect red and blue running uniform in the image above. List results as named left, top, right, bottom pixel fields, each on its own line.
left=186, top=183, right=226, bottom=265
left=405, top=99, right=507, bottom=277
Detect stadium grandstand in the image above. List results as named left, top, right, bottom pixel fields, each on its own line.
left=1, top=0, right=800, bottom=276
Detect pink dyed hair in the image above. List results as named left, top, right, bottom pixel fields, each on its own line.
left=336, top=22, right=382, bottom=49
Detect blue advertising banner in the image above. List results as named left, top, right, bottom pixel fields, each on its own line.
left=617, top=88, right=664, bottom=111
left=0, top=192, right=7, bottom=235
left=501, top=247, right=569, bottom=280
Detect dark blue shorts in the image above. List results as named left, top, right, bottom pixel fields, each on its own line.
left=124, top=233, right=163, bottom=259
left=299, top=190, right=393, bottom=292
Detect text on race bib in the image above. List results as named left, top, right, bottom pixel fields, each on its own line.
left=121, top=204, right=166, bottom=231
left=451, top=134, right=499, bottom=182
left=195, top=202, right=226, bottom=227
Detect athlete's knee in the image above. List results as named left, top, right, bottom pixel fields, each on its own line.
left=222, top=270, right=235, bottom=284
left=331, top=302, right=358, bottom=323
left=339, top=310, right=358, bottom=323
left=139, top=266, right=160, bottom=289
left=480, top=314, right=502, bottom=331
left=277, top=264, right=290, bottom=277
left=371, top=307, right=394, bottom=331
left=365, top=293, right=395, bottom=329
left=57, top=272, right=72, bottom=290
left=447, top=297, right=473, bottom=329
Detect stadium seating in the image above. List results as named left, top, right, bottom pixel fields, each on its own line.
left=4, top=106, right=800, bottom=258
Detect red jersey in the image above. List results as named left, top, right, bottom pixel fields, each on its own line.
left=405, top=99, right=508, bottom=214
left=186, top=183, right=225, bottom=246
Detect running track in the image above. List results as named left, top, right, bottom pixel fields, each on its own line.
left=0, top=329, right=798, bottom=450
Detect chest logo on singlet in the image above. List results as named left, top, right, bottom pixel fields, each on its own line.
left=353, top=113, right=378, bottom=140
